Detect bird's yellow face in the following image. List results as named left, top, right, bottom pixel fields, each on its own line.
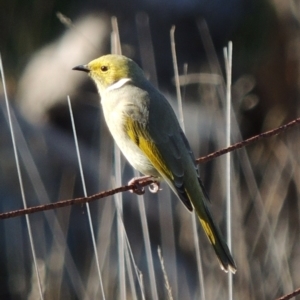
left=88, top=55, right=130, bottom=89
left=73, top=54, right=146, bottom=94
left=74, top=54, right=144, bottom=93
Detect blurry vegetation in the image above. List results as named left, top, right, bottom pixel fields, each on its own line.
left=0, top=0, right=300, bottom=299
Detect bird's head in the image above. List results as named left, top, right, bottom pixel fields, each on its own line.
left=73, top=54, right=144, bottom=93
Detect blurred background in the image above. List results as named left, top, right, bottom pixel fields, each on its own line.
left=1, top=0, right=300, bottom=299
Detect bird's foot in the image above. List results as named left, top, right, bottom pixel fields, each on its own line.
left=128, top=175, right=149, bottom=195
left=149, top=181, right=161, bottom=193
left=128, top=175, right=161, bottom=195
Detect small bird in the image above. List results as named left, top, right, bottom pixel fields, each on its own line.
left=73, top=54, right=237, bottom=273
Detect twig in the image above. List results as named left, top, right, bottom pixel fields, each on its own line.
left=275, top=287, right=300, bottom=300
left=0, top=117, right=299, bottom=220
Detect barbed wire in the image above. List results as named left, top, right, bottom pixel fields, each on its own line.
left=276, top=287, right=300, bottom=300
left=197, top=117, right=300, bottom=164
left=0, top=117, right=299, bottom=220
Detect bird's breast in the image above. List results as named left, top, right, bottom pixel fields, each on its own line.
left=101, top=98, right=159, bottom=177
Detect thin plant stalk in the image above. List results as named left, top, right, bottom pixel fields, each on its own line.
left=67, top=96, right=106, bottom=299
left=170, top=27, right=205, bottom=299
left=0, top=55, right=44, bottom=299
left=3, top=106, right=88, bottom=298
left=135, top=171, right=159, bottom=300
left=111, top=16, right=126, bottom=300
left=224, top=42, right=233, bottom=300
left=157, top=247, right=173, bottom=300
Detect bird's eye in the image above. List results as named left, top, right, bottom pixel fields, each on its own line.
left=100, top=65, right=109, bottom=72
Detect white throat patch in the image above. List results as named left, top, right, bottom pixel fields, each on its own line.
left=106, top=78, right=131, bottom=91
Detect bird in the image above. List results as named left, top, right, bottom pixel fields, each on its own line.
left=73, top=54, right=237, bottom=273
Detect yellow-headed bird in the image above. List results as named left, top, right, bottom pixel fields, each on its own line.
left=73, top=54, right=236, bottom=273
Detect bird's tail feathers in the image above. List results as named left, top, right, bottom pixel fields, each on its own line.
left=190, top=189, right=237, bottom=273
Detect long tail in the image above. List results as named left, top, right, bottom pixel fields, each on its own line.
left=188, top=189, right=237, bottom=273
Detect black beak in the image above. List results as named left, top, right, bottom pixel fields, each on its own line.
left=72, top=64, right=90, bottom=73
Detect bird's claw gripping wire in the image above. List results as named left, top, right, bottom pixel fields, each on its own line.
left=128, top=176, right=161, bottom=195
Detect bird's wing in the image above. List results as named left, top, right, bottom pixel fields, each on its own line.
left=179, top=130, right=210, bottom=202
left=124, top=113, right=194, bottom=211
